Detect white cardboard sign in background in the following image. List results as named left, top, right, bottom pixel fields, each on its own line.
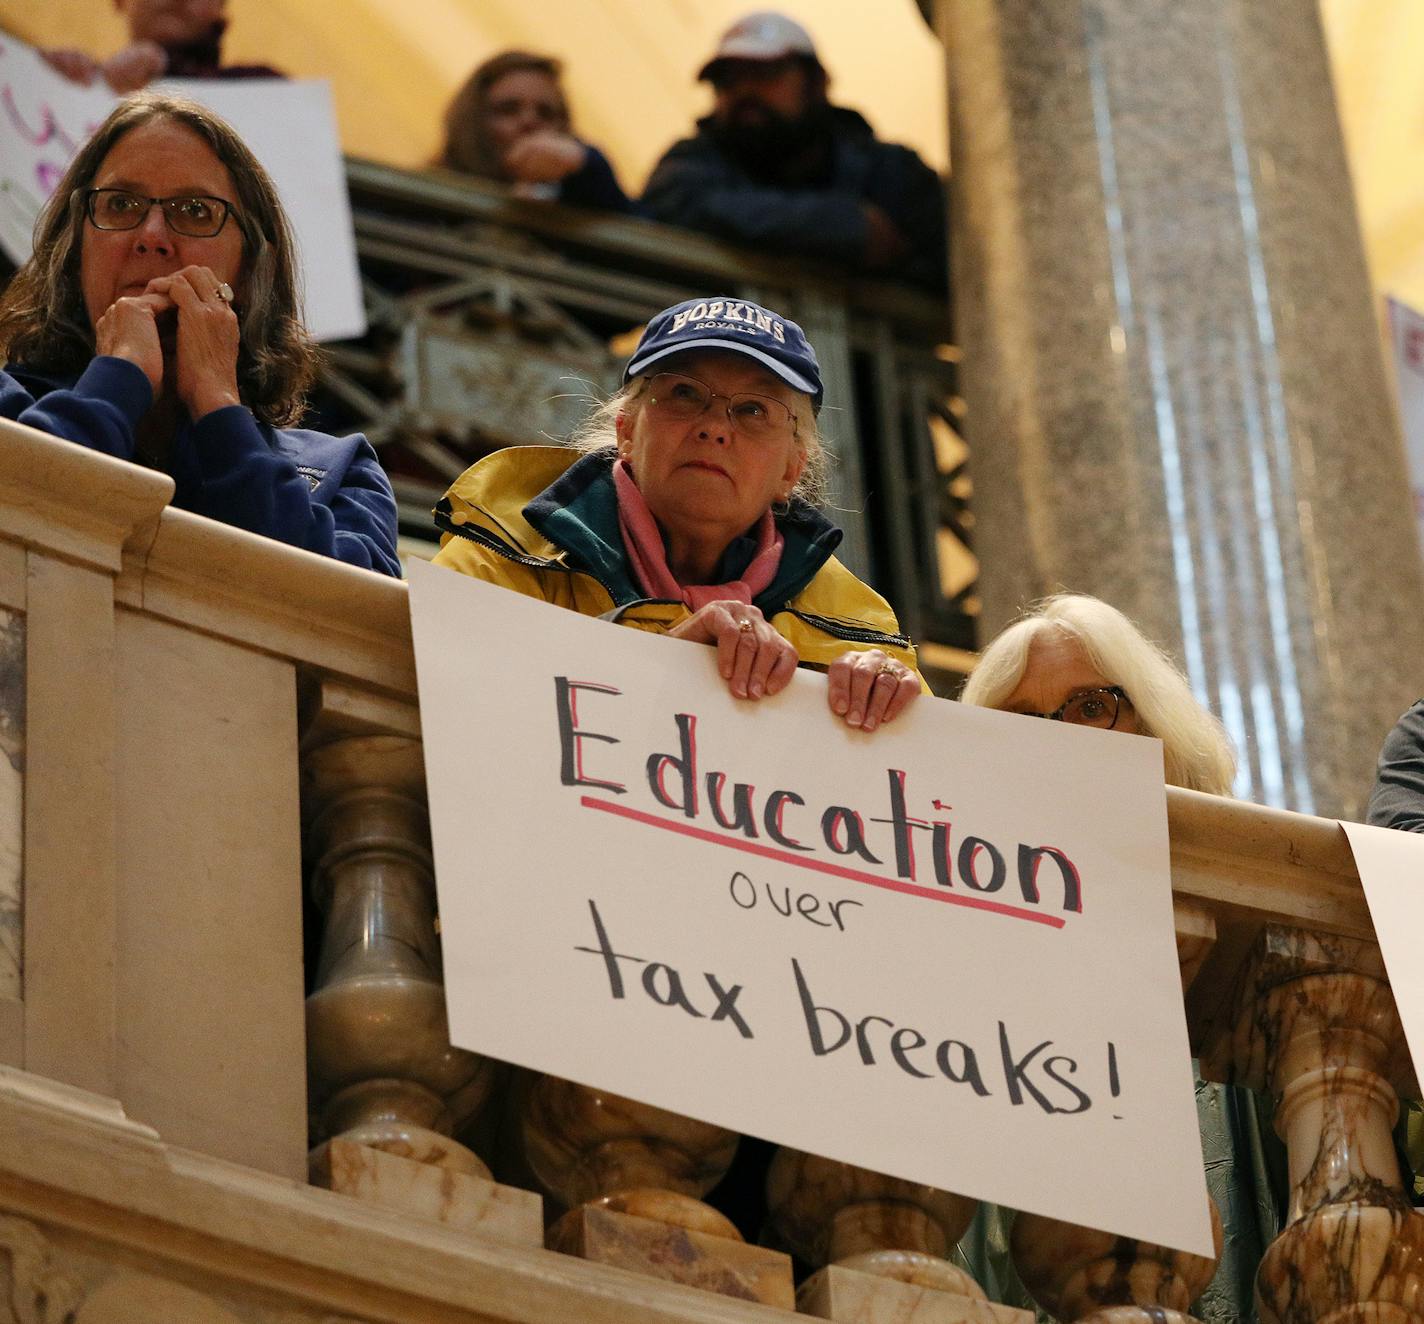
left=1388, top=297, right=1424, bottom=561
left=1340, top=819, right=1424, bottom=1082
left=0, top=31, right=364, bottom=342
left=407, top=559, right=1215, bottom=1258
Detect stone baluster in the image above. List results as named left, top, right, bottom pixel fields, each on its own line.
left=766, top=1149, right=1021, bottom=1321
left=1200, top=925, right=1424, bottom=1324
left=1006, top=894, right=1225, bottom=1324
left=523, top=1073, right=794, bottom=1305
left=1011, top=1203, right=1222, bottom=1324
left=304, top=734, right=496, bottom=1179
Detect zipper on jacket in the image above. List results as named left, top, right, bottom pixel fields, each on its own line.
left=788, top=609, right=912, bottom=651
left=435, top=505, right=911, bottom=650
left=433, top=505, right=623, bottom=599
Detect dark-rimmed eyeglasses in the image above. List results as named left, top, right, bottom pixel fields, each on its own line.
left=1019, top=686, right=1132, bottom=730
left=85, top=188, right=236, bottom=239
left=644, top=371, right=797, bottom=442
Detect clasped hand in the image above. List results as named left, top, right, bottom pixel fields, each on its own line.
left=41, top=41, right=166, bottom=93
left=503, top=131, right=588, bottom=184
left=667, top=600, right=920, bottom=732
left=94, top=266, right=241, bottom=420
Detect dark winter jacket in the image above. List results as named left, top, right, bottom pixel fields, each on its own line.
left=1369, top=699, right=1424, bottom=832
left=642, top=106, right=947, bottom=292
left=433, top=445, right=921, bottom=675
left=160, top=20, right=284, bottom=80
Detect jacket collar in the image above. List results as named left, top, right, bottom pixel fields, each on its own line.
left=442, top=446, right=844, bottom=612
left=523, top=451, right=642, bottom=603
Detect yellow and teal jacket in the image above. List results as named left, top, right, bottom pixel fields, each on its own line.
left=432, top=446, right=923, bottom=678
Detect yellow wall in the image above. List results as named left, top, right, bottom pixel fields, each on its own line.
left=1320, top=0, right=1424, bottom=313
left=0, top=0, right=948, bottom=191
left=10, top=2, right=1418, bottom=312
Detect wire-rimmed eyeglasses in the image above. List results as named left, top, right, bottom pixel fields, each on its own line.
left=643, top=371, right=798, bottom=442
left=1018, top=685, right=1132, bottom=730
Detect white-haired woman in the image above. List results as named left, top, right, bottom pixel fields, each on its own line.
left=957, top=593, right=1277, bottom=1321
left=960, top=593, right=1235, bottom=792
left=433, top=295, right=923, bottom=731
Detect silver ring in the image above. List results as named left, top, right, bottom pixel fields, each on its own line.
left=215, top=282, right=234, bottom=303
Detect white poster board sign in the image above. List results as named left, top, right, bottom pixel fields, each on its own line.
left=1340, top=819, right=1424, bottom=1081
left=1388, top=297, right=1424, bottom=558
left=407, top=560, right=1215, bottom=1258
left=0, top=31, right=364, bottom=342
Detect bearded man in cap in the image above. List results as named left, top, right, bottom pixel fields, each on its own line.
left=642, top=11, right=946, bottom=294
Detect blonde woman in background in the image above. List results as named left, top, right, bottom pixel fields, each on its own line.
left=958, top=594, right=1278, bottom=1322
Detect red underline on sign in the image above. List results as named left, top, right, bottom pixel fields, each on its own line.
left=580, top=796, right=1066, bottom=929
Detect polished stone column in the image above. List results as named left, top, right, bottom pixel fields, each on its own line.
left=942, top=0, right=1424, bottom=816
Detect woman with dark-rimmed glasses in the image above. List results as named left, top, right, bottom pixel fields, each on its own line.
left=959, top=592, right=1278, bottom=1319
left=960, top=592, right=1235, bottom=792
left=0, top=92, right=399, bottom=575
left=433, top=294, right=923, bottom=730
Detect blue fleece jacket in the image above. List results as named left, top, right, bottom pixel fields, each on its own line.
left=0, top=356, right=400, bottom=576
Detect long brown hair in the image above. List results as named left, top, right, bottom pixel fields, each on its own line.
left=0, top=92, right=319, bottom=427
left=438, top=51, right=569, bottom=180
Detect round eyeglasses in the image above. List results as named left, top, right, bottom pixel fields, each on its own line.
left=644, top=371, right=797, bottom=442
left=1020, top=686, right=1132, bottom=730
left=85, top=188, right=236, bottom=239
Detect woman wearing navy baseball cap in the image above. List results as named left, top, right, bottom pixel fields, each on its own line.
left=433, top=295, right=923, bottom=731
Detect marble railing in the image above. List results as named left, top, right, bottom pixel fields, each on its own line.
left=0, top=415, right=1419, bottom=1322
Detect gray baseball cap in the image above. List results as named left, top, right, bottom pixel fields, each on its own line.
left=698, top=11, right=822, bottom=81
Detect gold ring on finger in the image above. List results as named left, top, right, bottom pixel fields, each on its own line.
left=738, top=619, right=755, bottom=634
left=877, top=663, right=899, bottom=678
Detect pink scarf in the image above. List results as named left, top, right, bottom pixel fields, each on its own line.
left=612, top=459, right=784, bottom=611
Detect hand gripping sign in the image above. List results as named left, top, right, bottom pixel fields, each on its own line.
left=407, top=560, right=1214, bottom=1257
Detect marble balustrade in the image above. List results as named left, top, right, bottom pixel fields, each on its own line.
left=0, top=414, right=1419, bottom=1320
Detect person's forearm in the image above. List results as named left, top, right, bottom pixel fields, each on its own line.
left=188, top=409, right=400, bottom=573
left=643, top=166, right=868, bottom=261
left=0, top=358, right=151, bottom=458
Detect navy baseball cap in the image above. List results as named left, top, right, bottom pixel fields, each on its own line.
left=622, top=296, right=824, bottom=411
